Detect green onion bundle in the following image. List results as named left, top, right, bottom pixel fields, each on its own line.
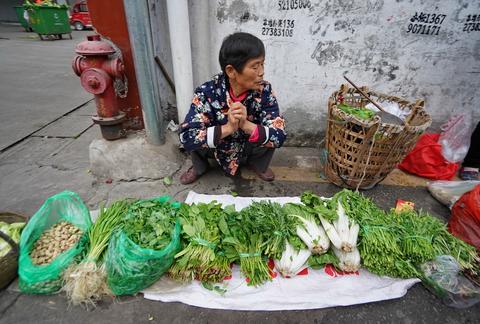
left=63, top=200, right=130, bottom=307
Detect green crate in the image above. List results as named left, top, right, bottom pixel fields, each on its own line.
left=14, top=6, right=31, bottom=32
left=27, top=6, right=71, bottom=37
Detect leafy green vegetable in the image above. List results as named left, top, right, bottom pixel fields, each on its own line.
left=220, top=206, right=272, bottom=286
left=168, top=202, right=234, bottom=283
left=163, top=176, right=173, bottom=186
left=300, top=191, right=337, bottom=222
left=0, top=222, right=25, bottom=257
left=201, top=281, right=227, bottom=296
left=332, top=189, right=478, bottom=279
left=244, top=201, right=299, bottom=259
left=123, top=199, right=178, bottom=250
left=308, top=249, right=339, bottom=269
left=337, top=103, right=375, bottom=120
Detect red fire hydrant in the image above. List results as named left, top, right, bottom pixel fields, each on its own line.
left=72, top=34, right=126, bottom=140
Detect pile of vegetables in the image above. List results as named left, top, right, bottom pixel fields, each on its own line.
left=0, top=221, right=25, bottom=257
left=30, top=221, right=82, bottom=265
left=16, top=188, right=479, bottom=305
left=313, top=190, right=479, bottom=279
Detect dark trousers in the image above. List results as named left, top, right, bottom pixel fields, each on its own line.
left=190, top=143, right=275, bottom=175
left=463, top=122, right=480, bottom=168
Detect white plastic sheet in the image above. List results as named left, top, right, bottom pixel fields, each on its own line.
left=142, top=191, right=420, bottom=311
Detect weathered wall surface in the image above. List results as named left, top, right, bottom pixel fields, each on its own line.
left=153, top=0, right=480, bottom=146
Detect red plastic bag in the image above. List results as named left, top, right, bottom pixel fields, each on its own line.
left=398, top=133, right=459, bottom=180
left=449, top=185, right=480, bottom=250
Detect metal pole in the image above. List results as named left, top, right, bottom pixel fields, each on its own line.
left=166, top=0, right=194, bottom=123
left=123, top=0, right=164, bottom=145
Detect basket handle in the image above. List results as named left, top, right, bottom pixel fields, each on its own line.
left=0, top=230, right=18, bottom=254
left=415, top=99, right=425, bottom=107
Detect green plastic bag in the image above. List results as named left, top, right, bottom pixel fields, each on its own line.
left=106, top=197, right=181, bottom=295
left=18, top=191, right=92, bottom=294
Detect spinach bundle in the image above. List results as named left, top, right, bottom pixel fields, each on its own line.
left=221, top=207, right=272, bottom=286
left=123, top=199, right=178, bottom=250
left=168, top=202, right=234, bottom=283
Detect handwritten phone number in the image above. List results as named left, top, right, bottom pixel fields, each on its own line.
left=410, top=12, right=446, bottom=25
left=278, top=0, right=311, bottom=11
left=407, top=23, right=441, bottom=35
left=263, top=18, right=295, bottom=28
left=466, top=14, right=480, bottom=22
left=262, top=27, right=294, bottom=37
left=463, top=22, right=480, bottom=32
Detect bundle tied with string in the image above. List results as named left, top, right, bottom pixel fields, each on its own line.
left=325, top=84, right=431, bottom=190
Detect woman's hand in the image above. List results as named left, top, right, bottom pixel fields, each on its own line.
left=222, top=101, right=257, bottom=137
left=230, top=102, right=257, bottom=134
left=221, top=104, right=241, bottom=138
left=229, top=102, right=247, bottom=127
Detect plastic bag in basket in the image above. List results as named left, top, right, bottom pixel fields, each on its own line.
left=105, top=197, right=181, bottom=295
left=18, top=191, right=92, bottom=294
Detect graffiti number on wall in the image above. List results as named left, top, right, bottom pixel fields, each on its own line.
left=410, top=13, right=446, bottom=25
left=463, top=15, right=480, bottom=33
left=407, top=23, right=441, bottom=35
left=407, top=12, right=446, bottom=36
left=262, top=19, right=295, bottom=37
left=278, top=0, right=311, bottom=11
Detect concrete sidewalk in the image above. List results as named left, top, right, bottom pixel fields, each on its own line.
left=0, top=23, right=91, bottom=151
left=0, top=22, right=478, bottom=324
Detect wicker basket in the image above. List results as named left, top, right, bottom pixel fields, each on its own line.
left=325, top=84, right=432, bottom=190
left=0, top=212, right=27, bottom=290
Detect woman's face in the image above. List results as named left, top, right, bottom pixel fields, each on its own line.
left=228, top=56, right=265, bottom=92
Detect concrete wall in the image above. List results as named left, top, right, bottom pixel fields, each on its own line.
left=152, top=0, right=480, bottom=146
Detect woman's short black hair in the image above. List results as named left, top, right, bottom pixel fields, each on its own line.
left=219, top=32, right=265, bottom=73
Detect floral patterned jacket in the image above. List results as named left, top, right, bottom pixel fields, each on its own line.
left=179, top=72, right=287, bottom=175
